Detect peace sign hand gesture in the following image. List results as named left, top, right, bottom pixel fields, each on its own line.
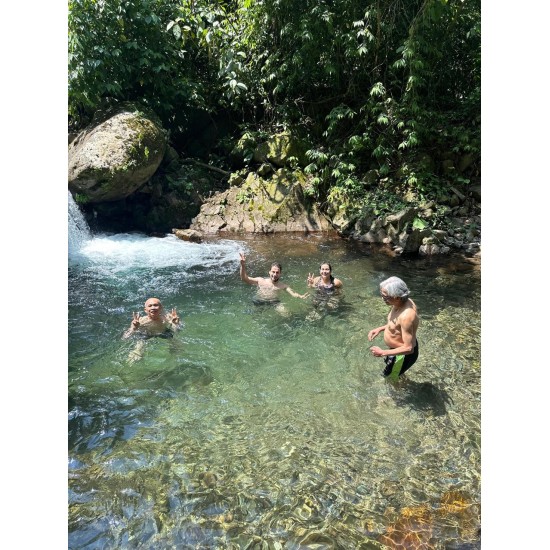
left=307, top=273, right=315, bottom=287
left=131, top=312, right=141, bottom=329
left=170, top=308, right=180, bottom=325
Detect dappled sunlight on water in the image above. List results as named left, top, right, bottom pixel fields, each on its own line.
left=69, top=232, right=480, bottom=549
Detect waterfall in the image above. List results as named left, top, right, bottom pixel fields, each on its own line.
left=68, top=191, right=92, bottom=254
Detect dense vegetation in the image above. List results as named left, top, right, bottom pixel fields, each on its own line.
left=69, top=0, right=480, bottom=222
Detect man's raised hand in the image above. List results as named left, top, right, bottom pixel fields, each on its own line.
left=131, top=312, right=141, bottom=329
left=170, top=308, right=180, bottom=325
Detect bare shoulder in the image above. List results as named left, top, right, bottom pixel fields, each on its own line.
left=334, top=277, right=343, bottom=287
left=401, top=302, right=419, bottom=326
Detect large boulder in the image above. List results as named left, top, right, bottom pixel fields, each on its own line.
left=190, top=169, right=332, bottom=234
left=68, top=104, right=167, bottom=203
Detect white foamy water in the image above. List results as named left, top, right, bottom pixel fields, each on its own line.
left=77, top=232, right=243, bottom=272
left=68, top=191, right=243, bottom=274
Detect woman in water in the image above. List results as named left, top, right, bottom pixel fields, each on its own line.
left=307, top=262, right=343, bottom=292
left=306, top=262, right=343, bottom=315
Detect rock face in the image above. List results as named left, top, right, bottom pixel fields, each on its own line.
left=190, top=169, right=332, bottom=234
left=68, top=104, right=167, bottom=203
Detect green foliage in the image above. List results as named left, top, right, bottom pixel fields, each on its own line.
left=166, top=0, right=252, bottom=107
left=68, top=0, right=251, bottom=129
left=69, top=0, right=480, bottom=226
left=363, top=185, right=408, bottom=217
left=238, top=0, right=479, bottom=211
left=233, top=130, right=269, bottom=165
left=74, top=193, right=90, bottom=205
left=69, top=0, right=185, bottom=125
left=412, top=217, right=427, bottom=230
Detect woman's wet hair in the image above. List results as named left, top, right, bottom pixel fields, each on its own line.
left=380, top=276, right=410, bottom=299
left=319, top=262, right=332, bottom=272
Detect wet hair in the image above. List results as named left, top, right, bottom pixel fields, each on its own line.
left=270, top=262, right=282, bottom=271
left=380, top=276, right=410, bottom=300
left=320, top=262, right=334, bottom=283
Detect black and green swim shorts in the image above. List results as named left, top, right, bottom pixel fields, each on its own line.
left=382, top=340, right=419, bottom=379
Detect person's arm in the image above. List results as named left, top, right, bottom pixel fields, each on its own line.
left=285, top=286, right=310, bottom=299
left=368, top=324, right=386, bottom=341
left=123, top=312, right=141, bottom=339
left=239, top=252, right=261, bottom=285
left=333, top=277, right=343, bottom=289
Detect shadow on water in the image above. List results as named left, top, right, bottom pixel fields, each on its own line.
left=387, top=378, right=454, bottom=416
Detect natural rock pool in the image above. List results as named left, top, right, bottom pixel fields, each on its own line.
left=68, top=229, right=480, bottom=549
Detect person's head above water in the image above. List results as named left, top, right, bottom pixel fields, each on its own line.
left=269, top=262, right=282, bottom=282
left=319, top=262, right=333, bottom=278
left=144, top=297, right=163, bottom=319
left=379, top=277, right=410, bottom=302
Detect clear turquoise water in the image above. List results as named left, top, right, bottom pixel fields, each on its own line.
left=68, top=231, right=481, bottom=549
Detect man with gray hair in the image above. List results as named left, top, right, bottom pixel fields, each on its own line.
left=368, top=276, right=420, bottom=379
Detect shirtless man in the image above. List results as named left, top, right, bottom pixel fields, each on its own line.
left=239, top=252, right=309, bottom=304
left=368, top=276, right=419, bottom=379
left=123, top=297, right=181, bottom=361
left=123, top=297, right=180, bottom=339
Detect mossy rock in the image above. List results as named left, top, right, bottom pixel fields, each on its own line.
left=253, top=132, right=308, bottom=167
left=68, top=103, right=167, bottom=203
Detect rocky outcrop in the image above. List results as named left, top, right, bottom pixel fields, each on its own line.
left=336, top=205, right=480, bottom=256
left=68, top=103, right=167, bottom=202
left=69, top=110, right=480, bottom=256
left=190, top=169, right=332, bottom=234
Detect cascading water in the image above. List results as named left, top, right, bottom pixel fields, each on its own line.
left=68, top=191, right=92, bottom=255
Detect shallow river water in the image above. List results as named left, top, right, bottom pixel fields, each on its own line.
left=68, top=231, right=481, bottom=549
